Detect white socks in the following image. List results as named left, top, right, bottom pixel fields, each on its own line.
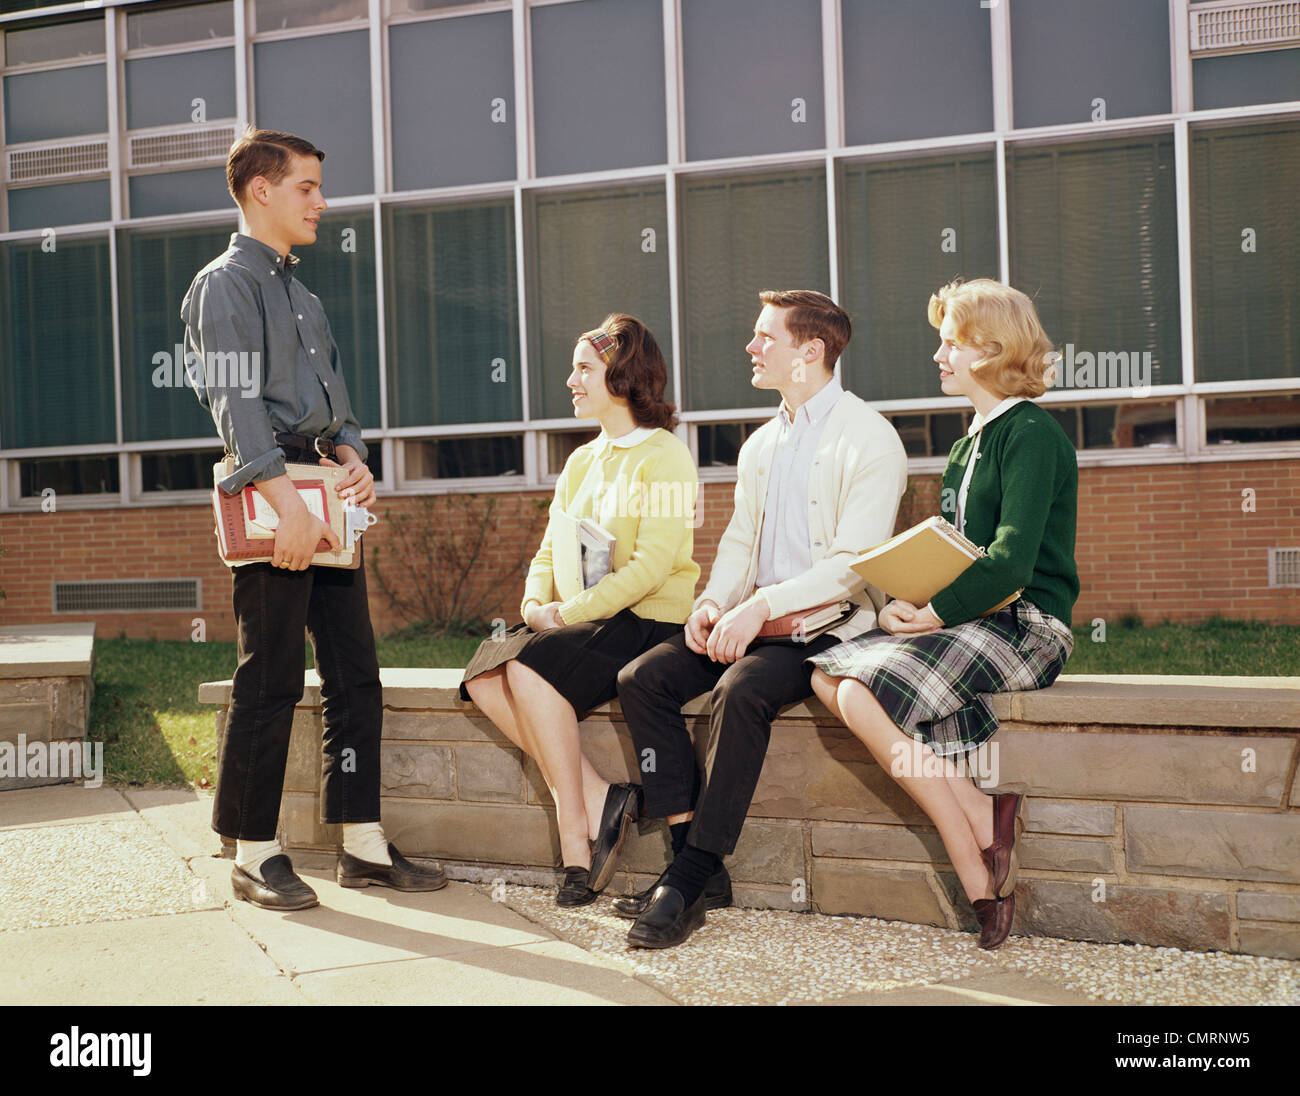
left=235, top=838, right=282, bottom=881
left=343, top=822, right=392, bottom=866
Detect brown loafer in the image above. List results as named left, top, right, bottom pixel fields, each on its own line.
left=973, top=893, right=1015, bottom=950
left=982, top=791, right=1025, bottom=898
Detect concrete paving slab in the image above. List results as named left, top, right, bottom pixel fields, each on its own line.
left=0, top=818, right=219, bottom=931
left=192, top=867, right=559, bottom=976
left=123, top=786, right=223, bottom=861
left=293, top=938, right=676, bottom=1006
left=0, top=785, right=134, bottom=829
left=0, top=910, right=305, bottom=1006
left=934, top=970, right=1101, bottom=1006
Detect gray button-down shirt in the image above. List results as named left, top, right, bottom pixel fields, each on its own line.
left=755, top=377, right=845, bottom=590
left=180, top=232, right=366, bottom=493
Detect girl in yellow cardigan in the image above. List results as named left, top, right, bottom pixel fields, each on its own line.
left=461, top=314, right=699, bottom=907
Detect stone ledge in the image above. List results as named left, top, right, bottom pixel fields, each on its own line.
left=0, top=623, right=95, bottom=680
left=198, top=671, right=1300, bottom=730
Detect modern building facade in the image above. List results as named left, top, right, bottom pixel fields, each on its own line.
left=0, top=0, right=1297, bottom=638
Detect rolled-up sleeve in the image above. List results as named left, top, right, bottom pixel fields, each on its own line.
left=182, top=269, right=284, bottom=494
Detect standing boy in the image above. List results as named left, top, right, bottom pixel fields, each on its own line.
left=182, top=128, right=445, bottom=910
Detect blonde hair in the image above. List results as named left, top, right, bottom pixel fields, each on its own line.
left=927, top=278, right=1057, bottom=399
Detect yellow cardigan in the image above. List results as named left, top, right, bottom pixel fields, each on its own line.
left=522, top=428, right=700, bottom=625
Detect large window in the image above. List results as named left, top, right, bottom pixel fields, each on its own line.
left=1192, top=122, right=1300, bottom=384
left=388, top=10, right=516, bottom=190
left=531, top=0, right=666, bottom=177
left=839, top=150, right=999, bottom=402
left=1008, top=134, right=1181, bottom=392
left=383, top=199, right=520, bottom=427
left=1, top=236, right=115, bottom=450
left=680, top=0, right=824, bottom=161
left=526, top=183, right=671, bottom=422
left=679, top=167, right=829, bottom=412
left=841, top=0, right=993, bottom=146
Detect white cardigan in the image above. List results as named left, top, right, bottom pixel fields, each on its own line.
left=697, top=390, right=909, bottom=641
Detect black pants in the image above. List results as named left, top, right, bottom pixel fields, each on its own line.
left=616, top=630, right=842, bottom=856
left=213, top=552, right=383, bottom=840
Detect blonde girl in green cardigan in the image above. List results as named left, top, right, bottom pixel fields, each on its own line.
left=461, top=315, right=699, bottom=907
left=808, top=280, right=1079, bottom=950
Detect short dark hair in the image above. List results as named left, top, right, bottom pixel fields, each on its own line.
left=758, top=289, right=852, bottom=369
left=226, top=126, right=324, bottom=205
left=578, top=314, right=676, bottom=430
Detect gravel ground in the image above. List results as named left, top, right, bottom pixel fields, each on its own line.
left=492, top=883, right=1300, bottom=1007
left=0, top=820, right=208, bottom=932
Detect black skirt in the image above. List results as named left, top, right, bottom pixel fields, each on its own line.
left=459, top=609, right=682, bottom=716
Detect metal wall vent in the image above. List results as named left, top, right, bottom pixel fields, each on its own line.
left=1191, top=0, right=1300, bottom=56
left=54, top=579, right=201, bottom=613
left=129, top=125, right=237, bottom=169
left=1267, top=548, right=1300, bottom=588
left=7, top=140, right=109, bottom=183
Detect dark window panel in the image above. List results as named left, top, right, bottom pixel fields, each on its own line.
left=1205, top=394, right=1300, bottom=445
left=128, top=167, right=231, bottom=218
left=140, top=448, right=227, bottom=492
left=3, top=19, right=103, bottom=66
left=532, top=0, right=666, bottom=177
left=1192, top=122, right=1300, bottom=383
left=1194, top=51, right=1300, bottom=111
left=404, top=435, right=523, bottom=479
left=696, top=421, right=764, bottom=467
left=4, top=64, right=108, bottom=143
left=126, top=3, right=234, bottom=49
left=839, top=151, right=999, bottom=402
left=7, top=179, right=111, bottom=231
left=679, top=167, right=829, bottom=412
left=18, top=456, right=119, bottom=497
left=389, top=12, right=516, bottom=190
left=1010, top=0, right=1171, bottom=127
left=384, top=200, right=521, bottom=427
left=527, top=183, right=672, bottom=422
left=125, top=49, right=236, bottom=130
left=681, top=0, right=824, bottom=161
left=253, top=0, right=366, bottom=32
left=546, top=429, right=600, bottom=475
left=254, top=32, right=373, bottom=197
left=1008, top=134, right=1181, bottom=391
left=1, top=236, right=116, bottom=449
left=842, top=0, right=993, bottom=146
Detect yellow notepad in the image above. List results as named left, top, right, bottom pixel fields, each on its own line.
left=850, top=516, right=1019, bottom=615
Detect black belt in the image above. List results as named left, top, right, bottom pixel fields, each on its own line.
left=274, top=432, right=335, bottom=459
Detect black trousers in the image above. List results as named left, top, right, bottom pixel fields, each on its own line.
left=212, top=552, right=383, bottom=841
left=616, top=630, right=842, bottom=856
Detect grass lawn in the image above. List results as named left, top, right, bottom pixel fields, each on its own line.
left=90, top=617, right=1299, bottom=788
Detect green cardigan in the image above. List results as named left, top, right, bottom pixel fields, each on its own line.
left=931, top=401, right=1080, bottom=628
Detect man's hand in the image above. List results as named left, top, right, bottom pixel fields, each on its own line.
left=255, top=474, right=341, bottom=570
left=684, top=603, right=721, bottom=654
left=705, top=594, right=770, bottom=664
left=525, top=601, right=565, bottom=632
left=878, top=599, right=944, bottom=636
left=324, top=445, right=376, bottom=509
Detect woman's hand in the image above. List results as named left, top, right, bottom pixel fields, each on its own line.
left=878, top=600, right=944, bottom=636
left=525, top=601, right=565, bottom=632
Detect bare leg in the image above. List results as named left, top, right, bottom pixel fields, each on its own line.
left=503, top=660, right=604, bottom=869
left=831, top=676, right=994, bottom=903
left=466, top=667, right=610, bottom=843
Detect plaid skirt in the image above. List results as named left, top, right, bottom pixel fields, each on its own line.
left=806, top=600, right=1074, bottom=757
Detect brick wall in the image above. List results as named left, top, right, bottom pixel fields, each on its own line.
left=1, top=457, right=1297, bottom=641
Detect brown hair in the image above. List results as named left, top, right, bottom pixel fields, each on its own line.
left=758, top=289, right=852, bottom=369
left=578, top=314, right=676, bottom=430
left=227, top=126, right=325, bottom=205
left=927, top=278, right=1057, bottom=399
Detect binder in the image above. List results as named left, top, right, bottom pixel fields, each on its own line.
left=850, top=516, right=1020, bottom=616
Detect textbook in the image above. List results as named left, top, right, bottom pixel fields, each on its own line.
left=849, top=516, right=1020, bottom=616
left=550, top=511, right=616, bottom=601
left=211, top=458, right=376, bottom=569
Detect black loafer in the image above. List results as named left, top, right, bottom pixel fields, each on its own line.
left=587, top=783, right=641, bottom=894
left=557, top=865, right=599, bottom=908
left=613, top=864, right=732, bottom=920
left=338, top=843, right=448, bottom=892
left=232, top=854, right=319, bottom=911
left=626, top=884, right=706, bottom=949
